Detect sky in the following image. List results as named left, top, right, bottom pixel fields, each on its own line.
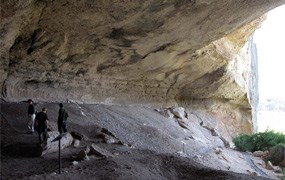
left=254, top=5, right=285, bottom=133
left=254, top=5, right=285, bottom=101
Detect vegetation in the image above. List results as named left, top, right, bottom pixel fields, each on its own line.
left=233, top=131, right=285, bottom=152
left=281, top=168, right=285, bottom=180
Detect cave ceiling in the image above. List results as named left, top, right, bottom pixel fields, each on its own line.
left=1, top=0, right=285, bottom=104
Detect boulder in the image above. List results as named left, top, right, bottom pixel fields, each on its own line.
left=97, top=131, right=121, bottom=144
left=41, top=131, right=73, bottom=155
left=156, top=109, right=174, bottom=119
left=171, top=107, right=187, bottom=120
left=103, top=135, right=116, bottom=144
left=70, top=132, right=84, bottom=140
left=252, top=150, right=269, bottom=159
left=89, top=144, right=113, bottom=158
left=265, top=161, right=282, bottom=172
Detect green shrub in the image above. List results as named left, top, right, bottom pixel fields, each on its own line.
left=232, top=134, right=254, bottom=152
left=268, top=143, right=285, bottom=166
left=233, top=131, right=285, bottom=152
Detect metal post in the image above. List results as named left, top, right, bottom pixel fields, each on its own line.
left=51, top=133, right=66, bottom=175
left=59, top=139, right=61, bottom=174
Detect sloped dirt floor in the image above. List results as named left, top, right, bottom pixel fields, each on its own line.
left=0, top=102, right=274, bottom=180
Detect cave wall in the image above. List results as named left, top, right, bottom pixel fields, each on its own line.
left=1, top=0, right=285, bottom=136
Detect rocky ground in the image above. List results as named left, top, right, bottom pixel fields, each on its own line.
left=0, top=102, right=281, bottom=179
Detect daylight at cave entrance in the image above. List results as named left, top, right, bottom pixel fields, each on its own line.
left=254, top=5, right=285, bottom=133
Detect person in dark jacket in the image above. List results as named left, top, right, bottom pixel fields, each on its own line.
left=58, top=103, right=68, bottom=134
left=35, top=108, right=49, bottom=144
left=27, top=99, right=36, bottom=134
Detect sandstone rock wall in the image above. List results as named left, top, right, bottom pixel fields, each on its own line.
left=1, top=0, right=285, bottom=136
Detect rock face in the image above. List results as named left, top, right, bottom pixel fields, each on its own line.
left=1, top=1, right=285, bottom=136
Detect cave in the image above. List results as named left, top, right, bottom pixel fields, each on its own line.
left=1, top=0, right=285, bottom=179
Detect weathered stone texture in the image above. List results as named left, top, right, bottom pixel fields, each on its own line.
left=1, top=0, right=285, bottom=136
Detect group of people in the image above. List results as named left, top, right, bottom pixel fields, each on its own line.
left=27, top=99, right=69, bottom=143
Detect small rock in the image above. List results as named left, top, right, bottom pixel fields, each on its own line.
left=70, top=132, right=84, bottom=140
left=72, top=161, right=79, bottom=165
left=193, top=155, right=202, bottom=160
left=157, top=109, right=174, bottom=119
left=103, top=135, right=116, bottom=144
left=73, top=139, right=80, bottom=147
left=176, top=119, right=189, bottom=129
left=250, top=171, right=257, bottom=176
left=273, top=166, right=282, bottom=173
left=117, top=141, right=124, bottom=145
left=85, top=146, right=90, bottom=154
left=219, top=137, right=230, bottom=148
left=213, top=147, right=223, bottom=154
left=101, top=128, right=116, bottom=137
left=238, top=155, right=245, bottom=159
left=171, top=107, right=186, bottom=119
left=202, top=126, right=219, bottom=136
left=122, top=143, right=134, bottom=148
left=211, top=129, right=219, bottom=136
left=77, top=150, right=89, bottom=161
left=265, top=161, right=274, bottom=170
left=89, top=143, right=114, bottom=158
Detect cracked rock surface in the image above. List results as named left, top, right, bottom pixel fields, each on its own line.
left=1, top=0, right=285, bottom=143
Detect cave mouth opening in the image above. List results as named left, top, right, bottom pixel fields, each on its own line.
left=253, top=4, right=285, bottom=133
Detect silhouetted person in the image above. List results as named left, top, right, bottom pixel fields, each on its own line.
left=35, top=108, right=49, bottom=144
left=58, top=103, right=68, bottom=134
left=27, top=99, right=36, bottom=134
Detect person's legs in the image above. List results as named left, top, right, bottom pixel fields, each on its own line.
left=38, top=126, right=44, bottom=143
left=27, top=114, right=32, bottom=133
left=30, top=114, right=35, bottom=133
left=43, top=128, right=47, bottom=141
left=38, top=132, right=42, bottom=143
left=58, top=121, right=63, bottom=134
left=62, top=121, right=67, bottom=133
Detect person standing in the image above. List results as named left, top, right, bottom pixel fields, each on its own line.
left=58, top=103, right=68, bottom=134
left=35, top=108, right=49, bottom=144
left=27, top=99, right=36, bottom=134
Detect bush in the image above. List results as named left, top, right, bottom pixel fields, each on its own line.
left=233, top=131, right=285, bottom=152
left=268, top=143, right=285, bottom=166
left=232, top=134, right=254, bottom=152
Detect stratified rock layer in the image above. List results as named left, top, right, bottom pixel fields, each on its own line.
left=1, top=0, right=285, bottom=136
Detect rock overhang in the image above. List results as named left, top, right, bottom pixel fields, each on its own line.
left=1, top=0, right=285, bottom=104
